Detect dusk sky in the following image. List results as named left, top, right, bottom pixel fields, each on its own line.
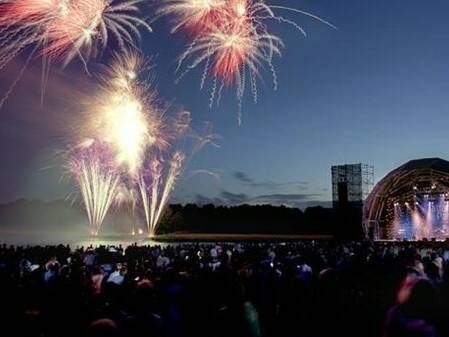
left=1, top=0, right=449, bottom=208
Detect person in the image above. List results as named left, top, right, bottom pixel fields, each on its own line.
left=86, top=319, right=118, bottom=337
left=43, top=260, right=59, bottom=283
left=217, top=281, right=261, bottom=337
left=107, top=263, right=127, bottom=285
left=384, top=276, right=439, bottom=337
left=91, top=266, right=106, bottom=296
left=121, top=280, right=163, bottom=337
left=156, top=253, right=170, bottom=269
left=84, top=248, right=97, bottom=268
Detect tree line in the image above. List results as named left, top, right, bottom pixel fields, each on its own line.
left=158, top=204, right=364, bottom=239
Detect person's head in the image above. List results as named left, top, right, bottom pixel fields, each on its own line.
left=133, top=279, right=155, bottom=312
left=426, top=262, right=441, bottom=282
left=398, top=276, right=437, bottom=320
left=86, top=319, right=118, bottom=337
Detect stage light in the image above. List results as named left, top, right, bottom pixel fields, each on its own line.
left=138, top=229, right=144, bottom=235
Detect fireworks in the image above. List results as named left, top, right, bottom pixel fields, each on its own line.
left=44, top=0, right=152, bottom=65
left=67, top=53, right=214, bottom=237
left=137, top=118, right=190, bottom=237
left=85, top=53, right=167, bottom=176
left=67, top=140, right=119, bottom=235
left=157, top=0, right=336, bottom=123
left=7, top=0, right=333, bottom=235
left=154, top=0, right=226, bottom=34
left=89, top=54, right=187, bottom=237
left=138, top=127, right=188, bottom=237
left=0, top=0, right=151, bottom=107
left=0, top=0, right=151, bottom=66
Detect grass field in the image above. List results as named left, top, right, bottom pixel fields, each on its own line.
left=154, top=233, right=334, bottom=242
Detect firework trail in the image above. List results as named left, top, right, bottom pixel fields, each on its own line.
left=0, top=0, right=151, bottom=107
left=138, top=111, right=219, bottom=237
left=137, top=112, right=189, bottom=238
left=139, top=151, right=185, bottom=237
left=67, top=140, right=119, bottom=235
left=156, top=0, right=336, bottom=123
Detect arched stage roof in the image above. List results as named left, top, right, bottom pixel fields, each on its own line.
left=363, top=158, right=449, bottom=239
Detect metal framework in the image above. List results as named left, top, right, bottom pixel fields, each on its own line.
left=331, top=163, right=374, bottom=208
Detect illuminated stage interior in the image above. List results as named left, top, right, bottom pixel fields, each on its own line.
left=364, top=158, right=449, bottom=240
left=391, top=190, right=449, bottom=240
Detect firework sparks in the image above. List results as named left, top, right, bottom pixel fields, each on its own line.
left=154, top=0, right=226, bottom=34
left=139, top=152, right=185, bottom=238
left=67, top=140, right=119, bottom=235
left=68, top=52, right=166, bottom=236
left=85, top=53, right=167, bottom=176
left=137, top=111, right=218, bottom=238
left=157, top=0, right=336, bottom=123
left=68, top=53, right=216, bottom=237
left=0, top=0, right=151, bottom=107
left=44, top=0, right=152, bottom=66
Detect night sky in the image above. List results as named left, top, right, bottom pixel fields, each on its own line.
left=1, top=0, right=449, bottom=208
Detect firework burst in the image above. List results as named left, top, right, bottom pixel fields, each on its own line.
left=85, top=52, right=167, bottom=176
left=67, top=53, right=215, bottom=237
left=0, top=0, right=151, bottom=107
left=157, top=0, right=336, bottom=123
left=154, top=0, right=227, bottom=34
left=67, top=52, right=165, bottom=236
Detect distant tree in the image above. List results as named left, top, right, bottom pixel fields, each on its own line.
left=157, top=206, right=185, bottom=234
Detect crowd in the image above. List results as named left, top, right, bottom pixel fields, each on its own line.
left=1, top=240, right=449, bottom=337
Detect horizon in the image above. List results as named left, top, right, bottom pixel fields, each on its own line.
left=0, top=195, right=333, bottom=210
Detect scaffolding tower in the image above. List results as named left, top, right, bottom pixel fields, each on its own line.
left=332, top=163, right=374, bottom=208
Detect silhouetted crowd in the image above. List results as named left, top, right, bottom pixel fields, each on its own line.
left=1, top=240, right=449, bottom=337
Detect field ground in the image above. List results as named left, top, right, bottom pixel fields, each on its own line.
left=154, top=233, right=334, bottom=242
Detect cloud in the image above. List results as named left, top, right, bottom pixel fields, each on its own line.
left=192, top=191, right=331, bottom=210
left=188, top=169, right=222, bottom=182
left=195, top=194, right=225, bottom=205
left=249, top=181, right=309, bottom=190
left=252, top=193, right=319, bottom=203
left=221, top=191, right=250, bottom=204
left=219, top=191, right=323, bottom=208
left=232, top=171, right=309, bottom=190
left=249, top=193, right=321, bottom=207
left=233, top=171, right=254, bottom=184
